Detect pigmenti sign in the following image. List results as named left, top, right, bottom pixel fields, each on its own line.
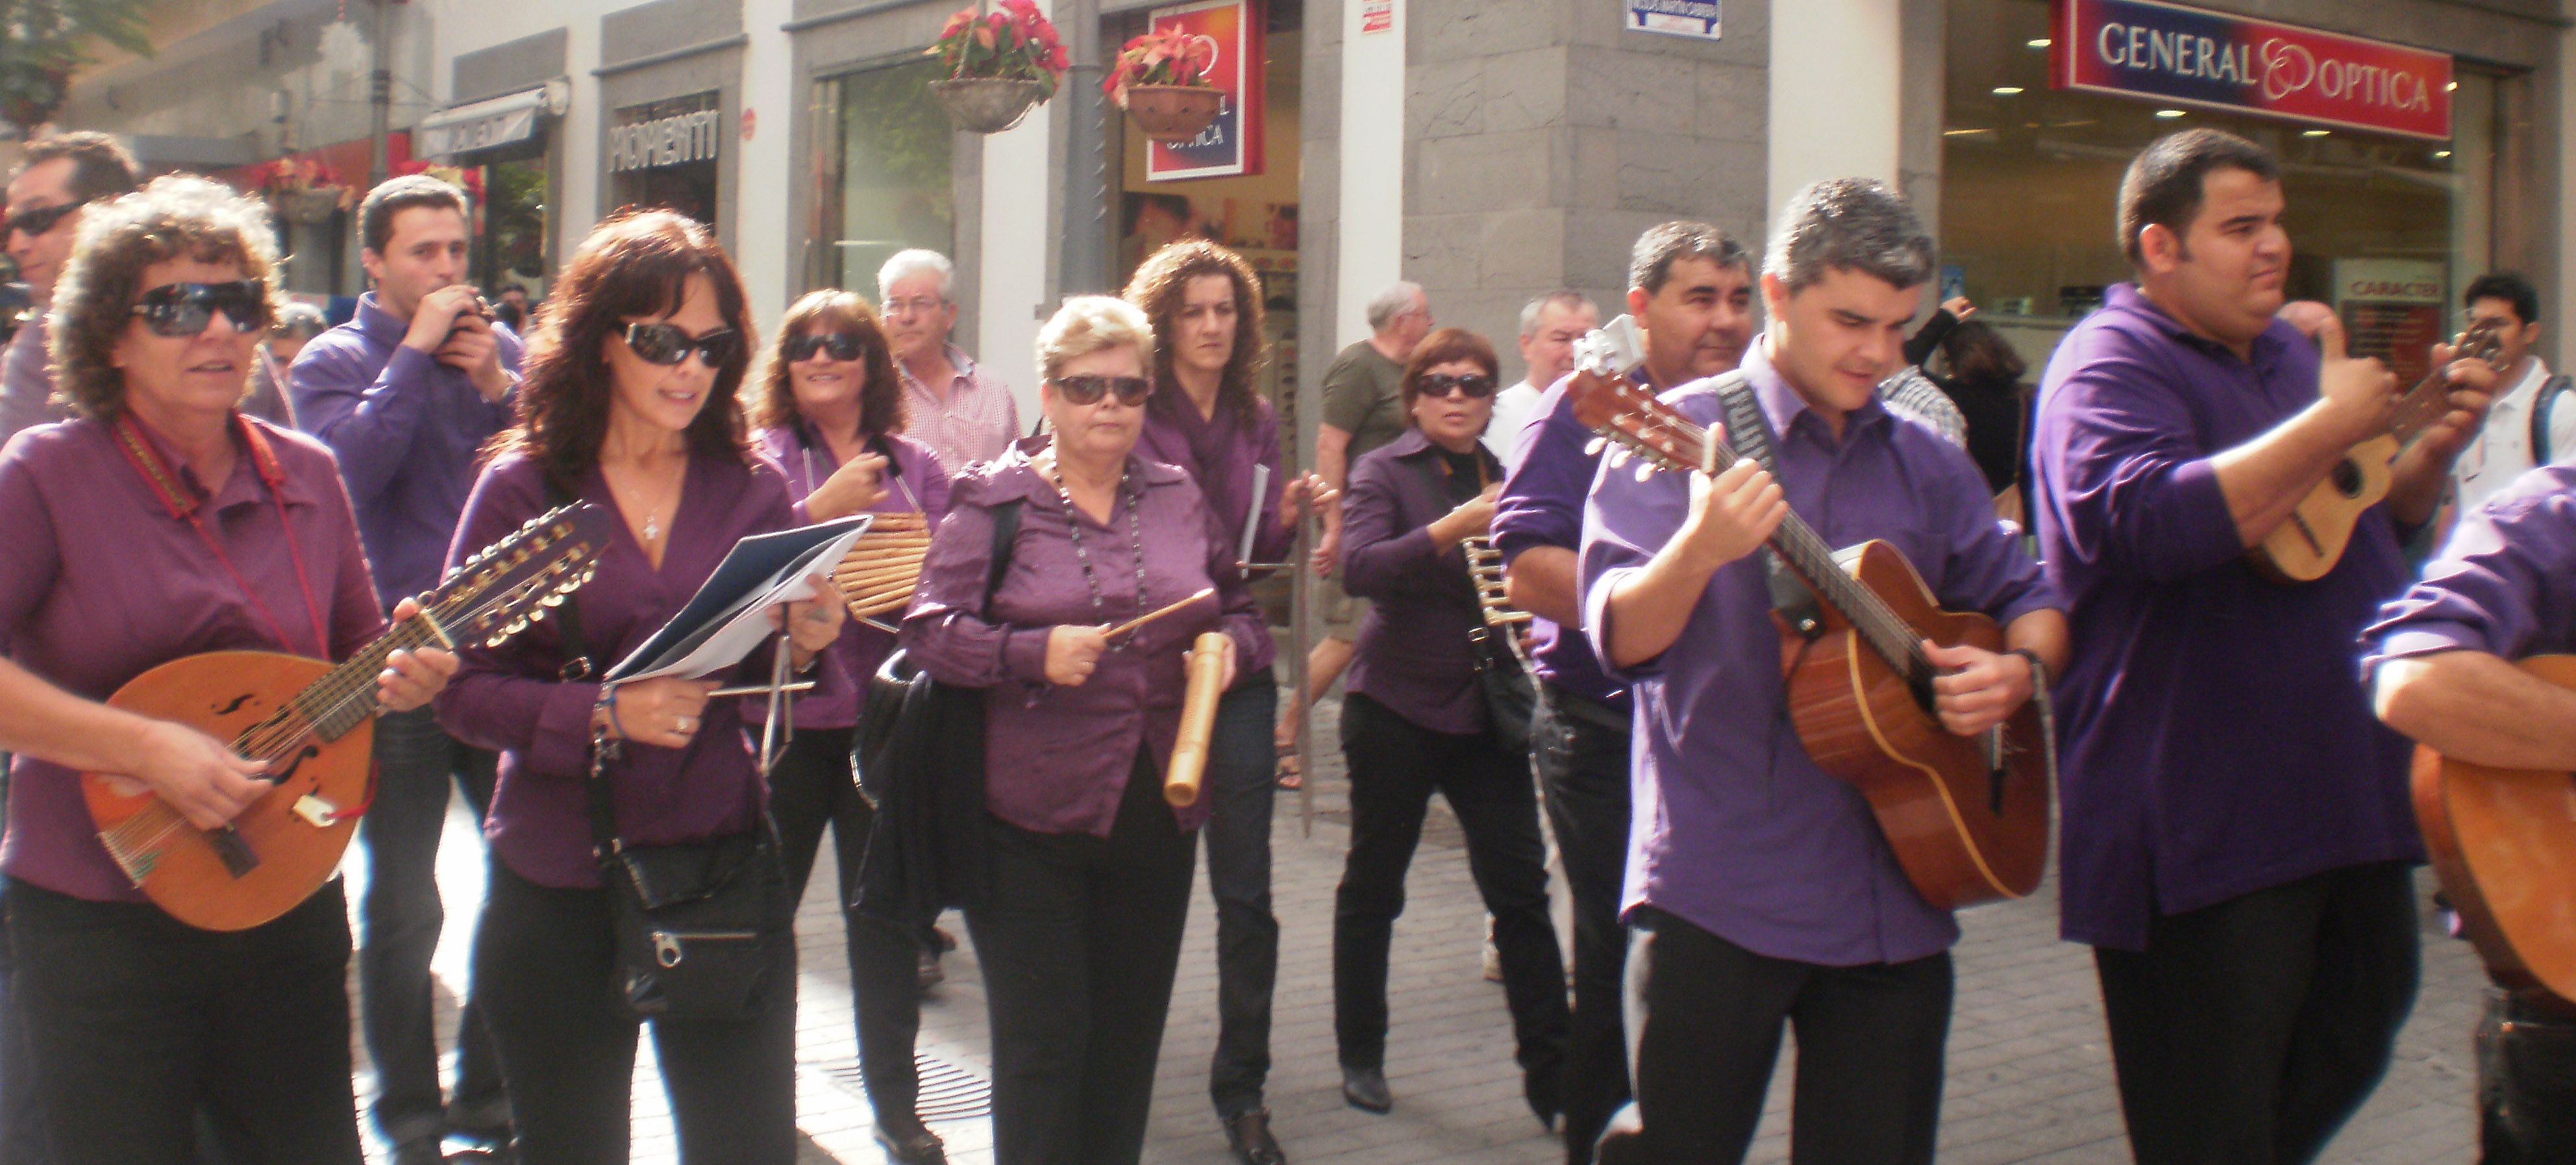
left=2050, top=0, right=2452, bottom=141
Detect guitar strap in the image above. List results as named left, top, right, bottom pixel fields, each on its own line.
left=1709, top=373, right=1826, bottom=640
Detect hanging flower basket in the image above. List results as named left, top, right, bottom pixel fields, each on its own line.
left=930, top=77, right=1046, bottom=134
left=1123, top=84, right=1224, bottom=143
left=280, top=188, right=345, bottom=224
left=926, top=1, right=1068, bottom=136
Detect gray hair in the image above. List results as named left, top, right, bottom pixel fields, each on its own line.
left=1629, top=221, right=1749, bottom=295
left=1364, top=281, right=1425, bottom=332
left=877, top=248, right=956, bottom=303
left=1036, top=294, right=1156, bottom=381
left=272, top=302, right=330, bottom=340
left=1518, top=290, right=1596, bottom=337
left=1763, top=178, right=1936, bottom=294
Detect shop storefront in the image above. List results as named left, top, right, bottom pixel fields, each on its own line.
left=811, top=57, right=955, bottom=294
left=417, top=74, right=567, bottom=297
left=608, top=92, right=726, bottom=226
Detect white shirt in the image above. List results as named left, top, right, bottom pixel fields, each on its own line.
left=2453, top=358, right=2574, bottom=513
left=1485, top=379, right=1546, bottom=471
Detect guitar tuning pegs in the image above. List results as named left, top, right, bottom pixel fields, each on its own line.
left=1635, top=462, right=1655, bottom=483
left=527, top=608, right=546, bottom=623
left=1608, top=447, right=1631, bottom=470
left=484, top=632, right=509, bottom=649
left=1584, top=436, right=1607, bottom=457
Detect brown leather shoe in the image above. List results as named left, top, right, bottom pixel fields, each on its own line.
left=1224, top=1108, right=1287, bottom=1165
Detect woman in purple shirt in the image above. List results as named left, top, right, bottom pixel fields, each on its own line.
left=1331, top=327, right=1568, bottom=1125
left=436, top=210, right=843, bottom=1164
left=0, top=177, right=454, bottom=1162
left=902, top=295, right=1265, bottom=1165
left=745, top=288, right=952, bottom=1164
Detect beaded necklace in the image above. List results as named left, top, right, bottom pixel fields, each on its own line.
left=1047, top=453, right=1150, bottom=640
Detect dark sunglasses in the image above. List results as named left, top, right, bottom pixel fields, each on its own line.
left=784, top=331, right=868, bottom=362
left=623, top=322, right=742, bottom=368
left=4, top=200, right=84, bottom=239
left=1418, top=372, right=1496, bottom=399
left=1053, top=374, right=1151, bottom=407
left=130, top=281, right=270, bottom=338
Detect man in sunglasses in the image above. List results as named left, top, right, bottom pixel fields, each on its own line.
left=288, top=173, right=523, bottom=1165
left=3, top=131, right=140, bottom=444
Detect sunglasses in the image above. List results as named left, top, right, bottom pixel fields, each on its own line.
left=1053, top=374, right=1151, bottom=407
left=4, top=200, right=84, bottom=239
left=784, top=331, right=868, bottom=362
left=623, top=322, right=743, bottom=368
left=130, top=281, right=270, bottom=338
left=1418, top=373, right=1496, bottom=399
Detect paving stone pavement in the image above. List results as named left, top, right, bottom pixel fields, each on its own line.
left=360, top=691, right=2487, bottom=1164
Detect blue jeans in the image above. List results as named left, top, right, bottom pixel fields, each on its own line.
left=1204, top=675, right=1280, bottom=1117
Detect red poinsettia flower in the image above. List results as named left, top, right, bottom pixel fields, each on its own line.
left=939, top=8, right=971, bottom=38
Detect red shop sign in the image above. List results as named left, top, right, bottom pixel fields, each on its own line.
left=2052, top=0, right=2453, bottom=141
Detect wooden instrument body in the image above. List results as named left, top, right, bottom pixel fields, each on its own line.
left=2255, top=432, right=2398, bottom=583
left=1777, top=540, right=2051, bottom=909
left=84, top=651, right=369, bottom=933
left=1164, top=632, right=1230, bottom=807
left=2413, top=655, right=2576, bottom=1000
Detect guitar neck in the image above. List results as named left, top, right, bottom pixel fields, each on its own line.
left=2383, top=364, right=2471, bottom=451
left=279, top=616, right=447, bottom=744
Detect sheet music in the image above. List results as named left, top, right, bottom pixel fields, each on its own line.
left=603, top=515, right=874, bottom=684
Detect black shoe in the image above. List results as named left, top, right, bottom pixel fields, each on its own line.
left=1341, top=1065, right=1392, bottom=1114
left=1223, top=1108, right=1287, bottom=1165
left=874, top=1125, right=947, bottom=1164
left=1524, top=1062, right=1563, bottom=1132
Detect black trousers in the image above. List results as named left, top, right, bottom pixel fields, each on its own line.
left=766, top=725, right=932, bottom=1138
left=967, top=753, right=1197, bottom=1165
left=1203, top=675, right=1282, bottom=1118
left=473, top=858, right=798, bottom=1165
left=2477, top=988, right=2576, bottom=1164
left=8, top=879, right=362, bottom=1165
left=1333, top=692, right=1568, bottom=1082
left=1534, top=684, right=1633, bottom=1165
left=1625, top=907, right=1951, bottom=1165
left=2094, top=860, right=2420, bottom=1165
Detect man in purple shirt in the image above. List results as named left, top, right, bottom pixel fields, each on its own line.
left=1581, top=179, right=2065, bottom=1164
left=1492, top=218, right=1753, bottom=1165
left=2030, top=129, right=2492, bottom=1165
left=290, top=174, right=522, bottom=1164
left=2368, top=464, right=2576, bottom=1164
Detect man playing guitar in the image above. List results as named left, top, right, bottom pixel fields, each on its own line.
left=2029, top=128, right=2495, bottom=1164
left=1579, top=178, right=2065, bottom=1164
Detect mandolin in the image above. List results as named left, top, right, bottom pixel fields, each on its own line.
left=84, top=502, right=612, bottom=931
left=1566, top=327, right=2051, bottom=909
left=2412, top=655, right=2576, bottom=1002
left=2253, top=318, right=2508, bottom=582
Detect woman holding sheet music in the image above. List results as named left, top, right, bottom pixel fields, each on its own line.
left=435, top=209, right=843, bottom=1165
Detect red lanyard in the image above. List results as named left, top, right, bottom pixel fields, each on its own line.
left=112, top=412, right=330, bottom=658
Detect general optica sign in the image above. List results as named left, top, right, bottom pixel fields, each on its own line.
left=1146, top=0, right=1267, bottom=182
left=2050, top=0, right=2452, bottom=141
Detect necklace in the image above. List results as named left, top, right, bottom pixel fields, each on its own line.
left=615, top=456, right=686, bottom=546
left=1046, top=453, right=1149, bottom=629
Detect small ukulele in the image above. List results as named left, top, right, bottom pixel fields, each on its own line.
left=84, top=503, right=612, bottom=931
left=2413, top=655, right=2576, bottom=1001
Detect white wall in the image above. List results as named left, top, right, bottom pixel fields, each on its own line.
left=1335, top=0, right=1406, bottom=352
left=1767, top=0, right=1902, bottom=215
left=732, top=0, right=796, bottom=329
left=425, top=0, right=611, bottom=259
left=975, top=0, right=1055, bottom=425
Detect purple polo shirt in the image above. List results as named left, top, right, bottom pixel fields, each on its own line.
left=756, top=422, right=953, bottom=729
left=1493, top=374, right=1628, bottom=711
left=0, top=416, right=385, bottom=902
left=290, top=292, right=521, bottom=608
left=436, top=450, right=819, bottom=889
left=901, top=441, right=1266, bottom=837
left=2032, top=283, right=2420, bottom=952
left=1580, top=338, right=2055, bottom=966
left=2363, top=464, right=2576, bottom=674
left=1137, top=385, right=1296, bottom=577
left=1341, top=428, right=1504, bottom=736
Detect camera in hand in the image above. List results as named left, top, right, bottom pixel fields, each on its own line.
left=0, top=283, right=32, bottom=345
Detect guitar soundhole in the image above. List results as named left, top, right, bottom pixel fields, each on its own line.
left=2331, top=459, right=2364, bottom=499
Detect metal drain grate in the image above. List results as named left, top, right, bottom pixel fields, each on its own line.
left=823, top=1053, right=993, bottom=1121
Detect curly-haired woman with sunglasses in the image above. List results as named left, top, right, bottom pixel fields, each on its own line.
left=1330, top=326, right=1568, bottom=1125
left=902, top=295, right=1265, bottom=1165
left=436, top=210, right=843, bottom=1164
left=0, top=175, right=459, bottom=1162
left=743, top=289, right=952, bottom=1163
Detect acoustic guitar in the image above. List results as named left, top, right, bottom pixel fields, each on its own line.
left=2413, top=654, right=2576, bottom=1001
left=2253, top=318, right=2508, bottom=582
left=84, top=501, right=612, bottom=931
left=1565, top=334, right=2051, bottom=909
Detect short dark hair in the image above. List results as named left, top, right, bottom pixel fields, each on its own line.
left=2117, top=129, right=2281, bottom=266
left=501, top=282, right=528, bottom=295
left=1399, top=327, right=1500, bottom=422
left=357, top=174, right=470, bottom=256
left=1629, top=221, right=1750, bottom=295
left=12, top=131, right=141, bottom=203
left=1763, top=178, right=1936, bottom=294
left=2465, top=272, right=2540, bottom=329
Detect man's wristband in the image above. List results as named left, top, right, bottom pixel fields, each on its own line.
left=2007, top=648, right=2047, bottom=686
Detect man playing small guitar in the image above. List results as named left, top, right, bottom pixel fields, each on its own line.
left=2029, top=128, right=2497, bottom=1165
left=2368, top=463, right=2576, bottom=1164
left=1579, top=178, right=2066, bottom=1164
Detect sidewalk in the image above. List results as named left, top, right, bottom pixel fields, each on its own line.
left=363, top=691, right=2486, bottom=1164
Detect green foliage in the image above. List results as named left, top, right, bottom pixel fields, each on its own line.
left=1, top=0, right=159, bottom=132
left=927, top=1, right=1068, bottom=100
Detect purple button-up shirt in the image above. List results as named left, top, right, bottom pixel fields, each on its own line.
left=290, top=292, right=521, bottom=608
left=1581, top=338, right=2055, bottom=966
left=2032, top=283, right=2420, bottom=952
left=436, top=450, right=811, bottom=889
left=756, top=422, right=952, bottom=729
left=900, top=440, right=1265, bottom=837
left=1, top=312, right=73, bottom=445
left=1341, top=427, right=1502, bottom=736
left=1137, top=385, right=1294, bottom=588
left=898, top=344, right=1021, bottom=472
left=2363, top=464, right=2576, bottom=676
left=1494, top=374, right=1628, bottom=711
left=0, top=416, right=384, bottom=902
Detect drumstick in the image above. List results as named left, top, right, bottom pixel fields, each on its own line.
left=707, top=679, right=819, bottom=698
left=1102, top=588, right=1216, bottom=644
left=1164, top=632, right=1229, bottom=807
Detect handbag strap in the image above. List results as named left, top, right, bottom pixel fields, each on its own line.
left=982, top=499, right=1022, bottom=620
left=532, top=472, right=625, bottom=860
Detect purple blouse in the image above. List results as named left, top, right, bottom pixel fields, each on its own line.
left=0, top=416, right=384, bottom=902
left=1340, top=428, right=1501, bottom=736
left=436, top=449, right=815, bottom=889
left=899, top=440, right=1267, bottom=837
left=755, top=423, right=953, bottom=729
left=1137, top=385, right=1296, bottom=581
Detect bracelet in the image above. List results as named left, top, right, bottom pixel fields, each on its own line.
left=2007, top=648, right=2047, bottom=686
left=595, top=684, right=628, bottom=742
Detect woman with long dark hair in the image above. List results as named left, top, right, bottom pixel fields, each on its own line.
left=436, top=209, right=844, bottom=1164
